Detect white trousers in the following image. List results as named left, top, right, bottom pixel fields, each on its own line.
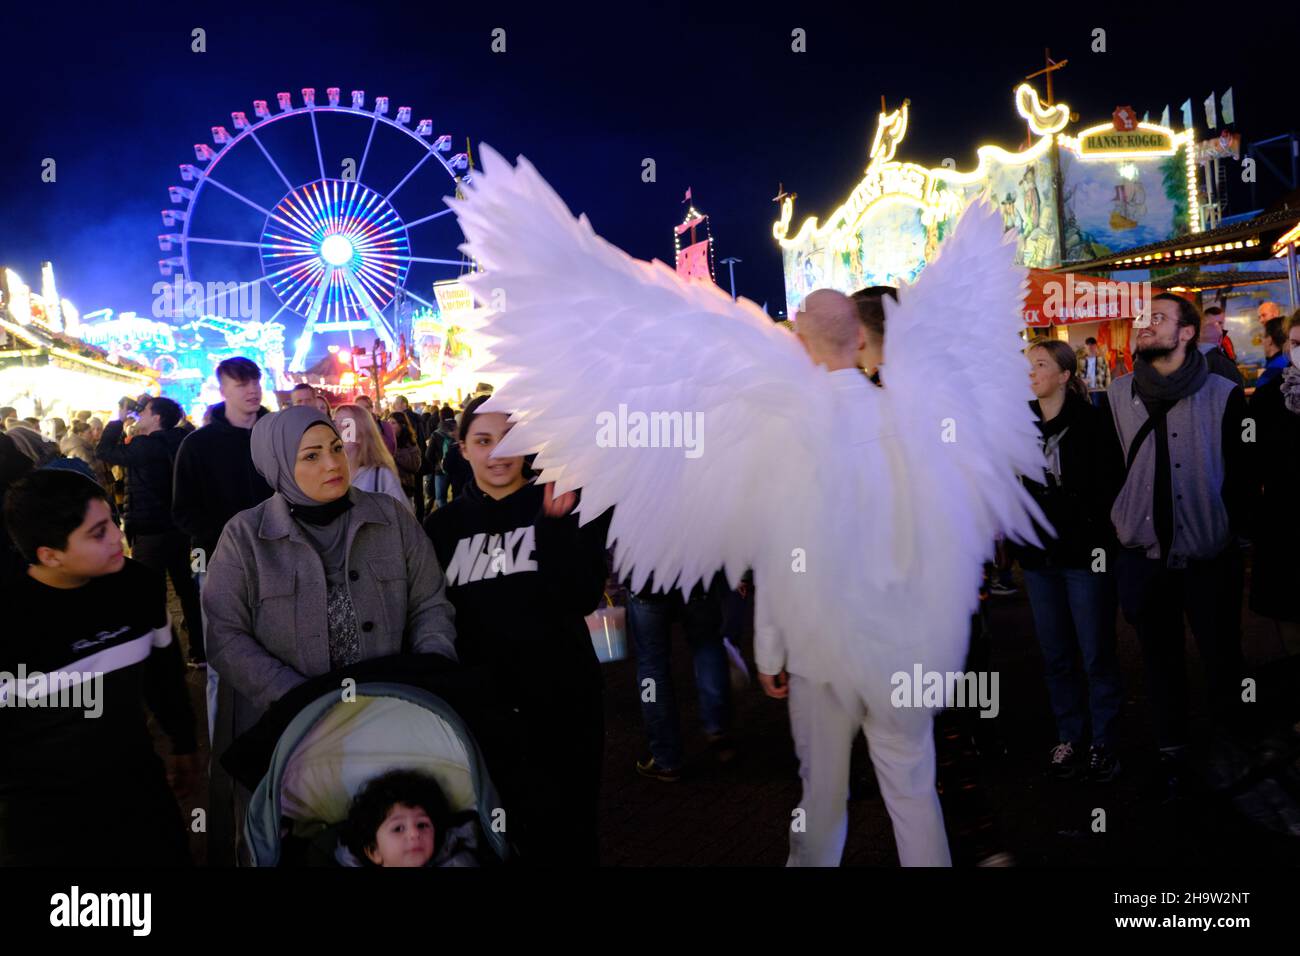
left=786, top=673, right=951, bottom=867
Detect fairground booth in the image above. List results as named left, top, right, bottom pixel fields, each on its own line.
left=0, top=265, right=157, bottom=421
left=771, top=81, right=1297, bottom=379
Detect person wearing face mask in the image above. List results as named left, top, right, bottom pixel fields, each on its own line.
left=1248, top=312, right=1300, bottom=654
left=201, top=405, right=458, bottom=864
left=422, top=394, right=611, bottom=865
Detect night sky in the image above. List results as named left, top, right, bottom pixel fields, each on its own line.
left=1, top=2, right=1294, bottom=327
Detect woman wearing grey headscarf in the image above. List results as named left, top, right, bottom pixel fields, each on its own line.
left=201, top=405, right=457, bottom=864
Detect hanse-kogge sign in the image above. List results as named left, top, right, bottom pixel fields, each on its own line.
left=1081, top=129, right=1173, bottom=152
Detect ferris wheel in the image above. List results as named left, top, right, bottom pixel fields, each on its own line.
left=158, top=87, right=471, bottom=373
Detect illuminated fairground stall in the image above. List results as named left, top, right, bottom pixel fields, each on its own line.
left=77, top=307, right=286, bottom=419
left=0, top=265, right=157, bottom=421
left=773, top=85, right=1203, bottom=365
left=388, top=278, right=499, bottom=405
left=294, top=278, right=498, bottom=407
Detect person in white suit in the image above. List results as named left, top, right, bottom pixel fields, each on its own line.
left=756, top=289, right=950, bottom=867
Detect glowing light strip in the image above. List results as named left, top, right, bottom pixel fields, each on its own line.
left=1272, top=222, right=1300, bottom=255
left=774, top=135, right=1054, bottom=247
left=1185, top=127, right=1201, bottom=234
left=1014, top=83, right=1070, bottom=136
left=1114, top=237, right=1258, bottom=266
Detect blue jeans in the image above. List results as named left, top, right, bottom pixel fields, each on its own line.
left=1022, top=566, right=1123, bottom=748
left=630, top=587, right=732, bottom=770
left=430, top=474, right=449, bottom=510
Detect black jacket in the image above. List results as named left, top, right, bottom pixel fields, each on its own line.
left=423, top=480, right=610, bottom=702
left=1204, top=345, right=1244, bottom=386
left=1248, top=376, right=1300, bottom=620
left=424, top=421, right=458, bottom=475
left=96, top=422, right=188, bottom=536
left=171, top=403, right=273, bottom=561
left=1011, top=391, right=1125, bottom=570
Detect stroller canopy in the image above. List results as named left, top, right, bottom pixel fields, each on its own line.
left=245, top=682, right=508, bottom=866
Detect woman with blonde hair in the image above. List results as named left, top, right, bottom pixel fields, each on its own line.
left=333, top=403, right=409, bottom=508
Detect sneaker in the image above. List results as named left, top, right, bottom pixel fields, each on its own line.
left=635, top=756, right=681, bottom=782
left=1047, top=742, right=1080, bottom=779
left=988, top=582, right=1018, bottom=597
left=705, top=732, right=738, bottom=764
left=1086, top=744, right=1121, bottom=783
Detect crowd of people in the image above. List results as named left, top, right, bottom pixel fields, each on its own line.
left=1, top=291, right=1299, bottom=868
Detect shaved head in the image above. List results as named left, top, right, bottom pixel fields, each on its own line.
left=795, top=289, right=865, bottom=369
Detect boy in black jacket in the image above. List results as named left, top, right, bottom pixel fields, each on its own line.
left=0, top=470, right=198, bottom=865
left=423, top=396, right=610, bottom=864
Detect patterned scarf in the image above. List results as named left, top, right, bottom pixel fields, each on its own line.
left=1281, top=364, right=1300, bottom=415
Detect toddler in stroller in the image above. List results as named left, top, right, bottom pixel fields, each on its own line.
left=342, top=768, right=483, bottom=867
left=232, top=673, right=510, bottom=867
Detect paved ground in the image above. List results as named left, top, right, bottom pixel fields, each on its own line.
left=161, top=559, right=1300, bottom=866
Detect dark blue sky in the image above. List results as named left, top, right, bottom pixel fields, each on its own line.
left=1, top=1, right=1294, bottom=324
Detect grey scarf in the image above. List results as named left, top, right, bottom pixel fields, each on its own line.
left=1132, top=346, right=1209, bottom=404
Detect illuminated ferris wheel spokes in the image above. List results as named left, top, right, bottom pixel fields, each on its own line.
left=160, top=87, right=476, bottom=373
left=261, top=179, right=411, bottom=353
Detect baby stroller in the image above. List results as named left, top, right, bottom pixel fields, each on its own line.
left=232, top=665, right=510, bottom=867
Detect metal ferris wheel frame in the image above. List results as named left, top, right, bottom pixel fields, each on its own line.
left=158, top=87, right=471, bottom=373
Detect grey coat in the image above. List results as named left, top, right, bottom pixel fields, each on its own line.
left=204, top=486, right=458, bottom=739
left=1107, top=371, right=1237, bottom=566
left=202, top=487, right=458, bottom=864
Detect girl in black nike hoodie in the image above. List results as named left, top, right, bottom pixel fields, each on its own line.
left=423, top=396, right=610, bottom=865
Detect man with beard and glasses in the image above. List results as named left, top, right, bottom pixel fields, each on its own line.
left=1106, top=293, right=1257, bottom=803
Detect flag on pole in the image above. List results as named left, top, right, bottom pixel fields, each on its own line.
left=1160, top=104, right=1170, bottom=128
left=1221, top=88, right=1235, bottom=125
left=1181, top=99, right=1193, bottom=130
left=1204, top=92, right=1217, bottom=129
left=683, top=187, right=692, bottom=203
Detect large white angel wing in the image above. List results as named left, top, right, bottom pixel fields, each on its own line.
left=448, top=145, right=838, bottom=598
left=841, top=201, right=1049, bottom=684
left=883, top=201, right=1047, bottom=551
